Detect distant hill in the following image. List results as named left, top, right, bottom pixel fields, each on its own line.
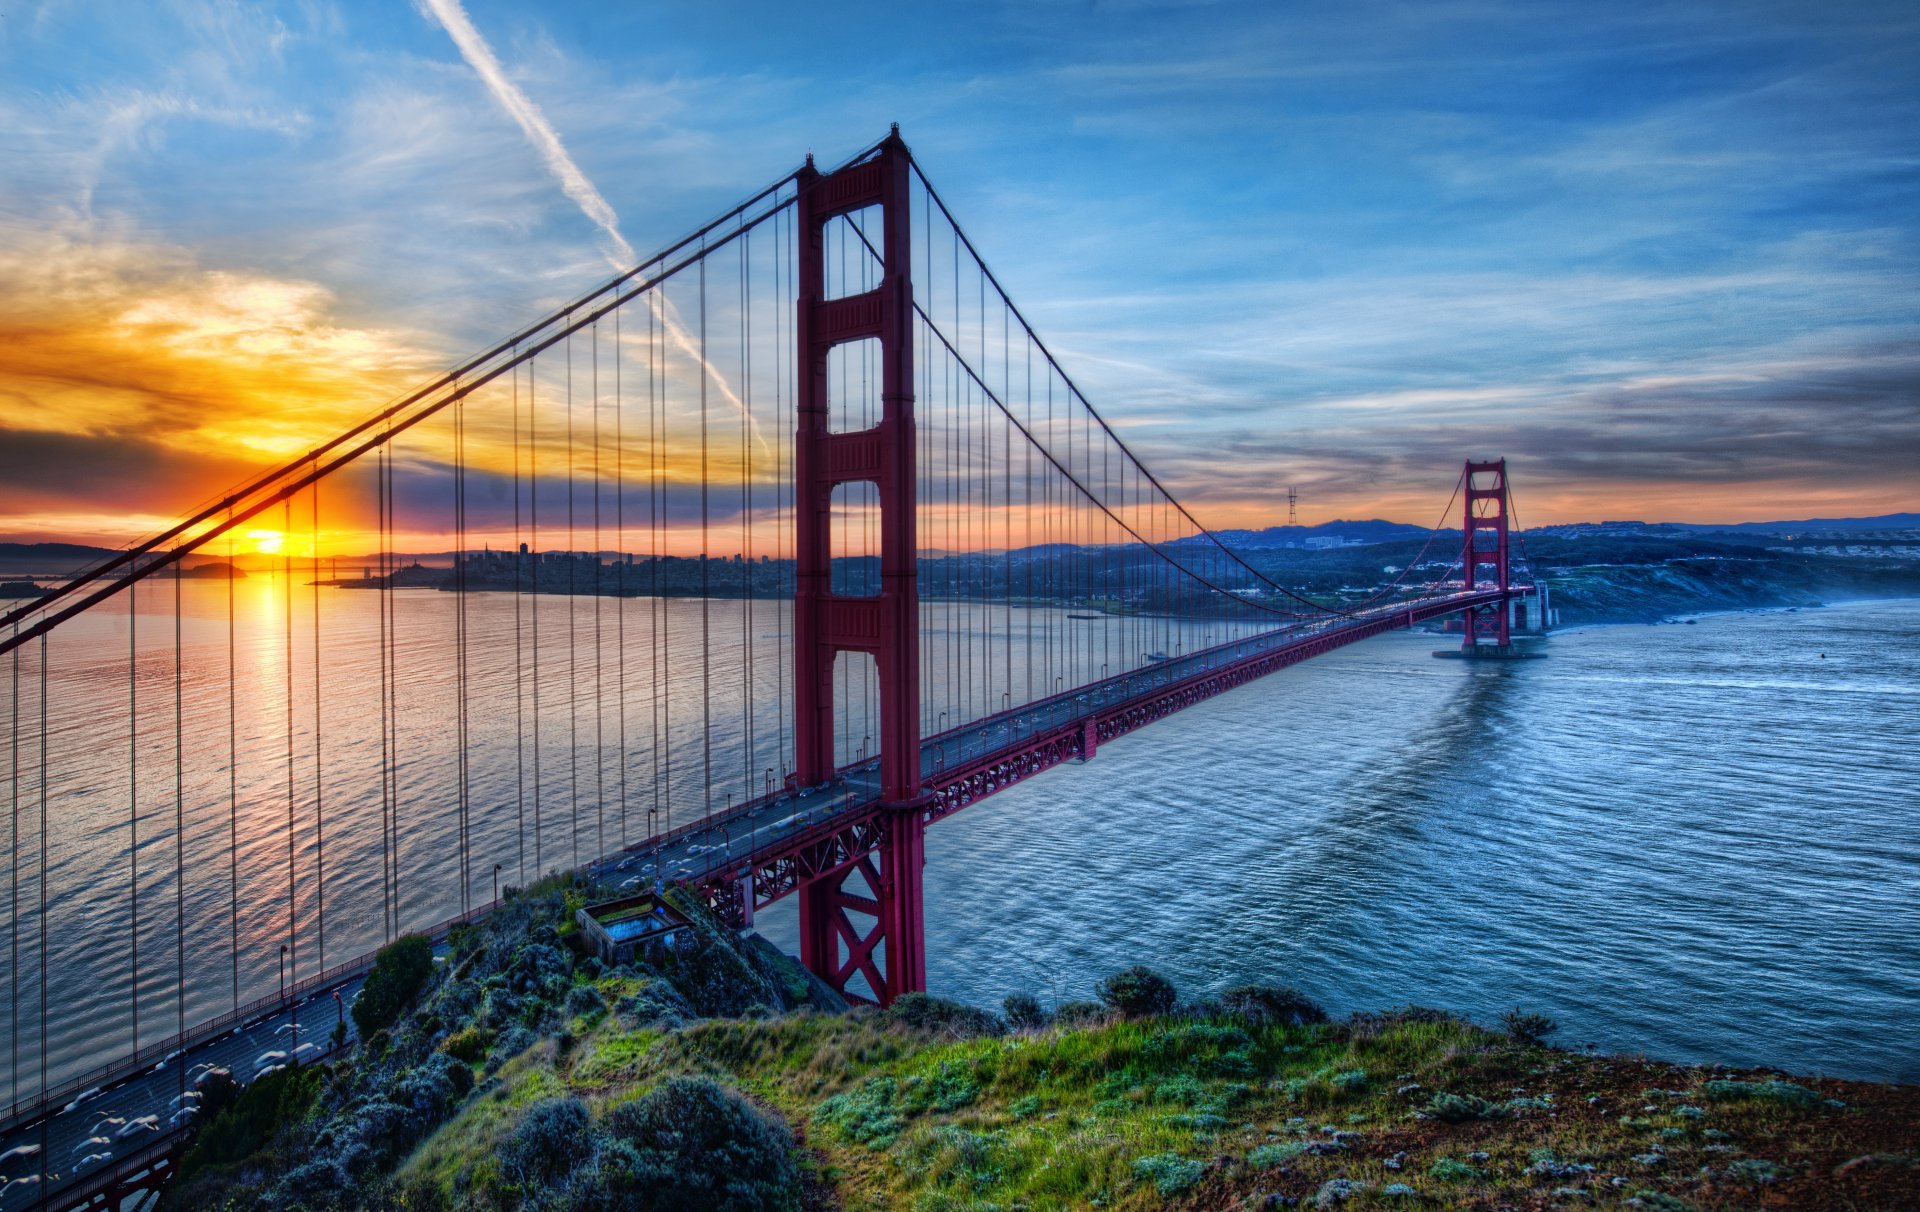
left=1179, top=519, right=1432, bottom=549
left=1531, top=513, right=1920, bottom=539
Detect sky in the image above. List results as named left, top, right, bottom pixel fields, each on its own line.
left=1, top=0, right=1916, bottom=546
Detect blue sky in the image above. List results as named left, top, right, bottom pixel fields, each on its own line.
left=1, top=0, right=1916, bottom=537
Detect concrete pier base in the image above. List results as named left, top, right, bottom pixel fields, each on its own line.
left=1432, top=644, right=1547, bottom=660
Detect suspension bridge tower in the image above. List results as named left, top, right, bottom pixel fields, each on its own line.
left=790, top=130, right=928, bottom=1004
left=1460, top=458, right=1513, bottom=652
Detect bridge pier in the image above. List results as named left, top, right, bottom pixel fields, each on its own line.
left=790, top=130, right=927, bottom=1006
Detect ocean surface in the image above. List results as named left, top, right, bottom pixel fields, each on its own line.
left=3, top=591, right=1916, bottom=1101
left=772, top=599, right=1920, bottom=1083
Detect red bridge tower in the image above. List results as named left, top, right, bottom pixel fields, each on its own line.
left=791, top=131, right=927, bottom=1004
left=1461, top=458, right=1513, bottom=650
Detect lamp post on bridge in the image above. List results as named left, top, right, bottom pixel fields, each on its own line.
left=278, top=944, right=288, bottom=999
left=492, top=862, right=502, bottom=906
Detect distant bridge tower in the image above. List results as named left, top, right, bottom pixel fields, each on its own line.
left=1460, top=458, right=1512, bottom=650
left=791, top=130, right=927, bottom=1004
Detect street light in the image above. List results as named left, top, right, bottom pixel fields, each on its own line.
left=492, top=862, right=503, bottom=905
left=278, top=944, right=289, bottom=998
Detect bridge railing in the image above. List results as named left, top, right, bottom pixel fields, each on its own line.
left=0, top=896, right=504, bottom=1140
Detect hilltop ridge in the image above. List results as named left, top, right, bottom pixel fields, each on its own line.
left=159, top=878, right=1920, bottom=1211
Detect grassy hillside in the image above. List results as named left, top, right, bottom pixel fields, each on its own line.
left=165, top=880, right=1919, bottom=1211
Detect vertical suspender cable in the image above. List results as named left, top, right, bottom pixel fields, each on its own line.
left=615, top=304, right=627, bottom=851
left=566, top=324, right=578, bottom=869
left=283, top=498, right=296, bottom=1006
left=227, top=521, right=239, bottom=1008
left=312, top=478, right=325, bottom=965
left=455, top=395, right=470, bottom=913
left=531, top=357, right=543, bottom=876
left=174, top=531, right=186, bottom=1097
left=592, top=322, right=604, bottom=863
left=7, top=625, right=16, bottom=1108
left=513, top=351, right=526, bottom=883
left=128, top=567, right=139, bottom=1055
left=37, top=635, right=49, bottom=1192
left=700, top=257, right=713, bottom=817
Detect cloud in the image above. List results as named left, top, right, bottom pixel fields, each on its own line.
left=417, top=0, right=634, bottom=265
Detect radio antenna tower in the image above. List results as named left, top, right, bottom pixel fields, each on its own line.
left=1287, top=485, right=1299, bottom=526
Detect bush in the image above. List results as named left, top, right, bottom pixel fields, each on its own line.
left=176, top=1065, right=321, bottom=1183
left=352, top=934, right=435, bottom=1038
left=1425, top=1091, right=1505, bottom=1123
left=1702, top=1078, right=1821, bottom=1108
left=614, top=977, right=696, bottom=1029
left=1500, top=1008, right=1557, bottom=1046
left=816, top=1077, right=908, bottom=1148
left=597, top=1076, right=800, bottom=1211
left=1053, top=1000, right=1109, bottom=1028
left=1096, top=966, right=1178, bottom=1018
left=501, top=1096, right=593, bottom=1188
left=1132, top=1152, right=1204, bottom=1196
left=1141, top=1023, right=1255, bottom=1077
left=886, top=992, right=1001, bottom=1036
left=566, top=982, right=607, bottom=1019
left=442, top=1025, right=493, bottom=1064
left=1347, top=1005, right=1461, bottom=1039
left=1222, top=984, right=1328, bottom=1027
left=1002, top=992, right=1052, bottom=1031
left=1248, top=1141, right=1307, bottom=1167
left=1428, top=1157, right=1485, bottom=1182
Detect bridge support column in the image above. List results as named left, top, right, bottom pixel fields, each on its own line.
left=792, top=129, right=926, bottom=1005
left=1460, top=458, right=1512, bottom=651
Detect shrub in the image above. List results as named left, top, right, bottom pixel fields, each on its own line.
left=1500, top=1008, right=1557, bottom=1046
left=566, top=982, right=607, bottom=1019
left=1331, top=1069, right=1368, bottom=1092
left=1702, top=1078, right=1821, bottom=1108
left=176, top=1065, right=321, bottom=1183
left=886, top=992, right=1001, bottom=1036
left=614, top=977, right=695, bottom=1029
left=487, top=1025, right=537, bottom=1071
left=1425, top=1091, right=1505, bottom=1123
left=1248, top=1141, right=1307, bottom=1167
left=1222, top=984, right=1328, bottom=1027
left=442, top=1025, right=493, bottom=1064
left=1002, top=992, right=1052, bottom=1031
left=816, top=1077, right=910, bottom=1148
left=501, top=1096, right=593, bottom=1188
left=1142, top=1023, right=1256, bottom=1077
left=352, top=934, right=434, bottom=1038
left=1428, top=1157, right=1485, bottom=1182
left=1096, top=966, right=1178, bottom=1018
left=1053, top=1000, right=1109, bottom=1028
left=598, top=1076, right=800, bottom=1211
left=1132, top=1152, right=1204, bottom=1196
left=1347, top=1005, right=1461, bottom=1039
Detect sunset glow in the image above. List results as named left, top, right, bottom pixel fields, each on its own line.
left=1, top=3, right=1913, bottom=552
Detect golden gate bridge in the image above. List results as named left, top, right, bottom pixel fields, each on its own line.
left=0, top=129, right=1532, bottom=1208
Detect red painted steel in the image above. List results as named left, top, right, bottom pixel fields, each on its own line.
left=695, top=588, right=1521, bottom=932
left=1462, top=458, right=1512, bottom=649
left=792, top=130, right=927, bottom=1006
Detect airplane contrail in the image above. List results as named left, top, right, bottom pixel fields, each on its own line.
left=419, top=0, right=768, bottom=457
left=419, top=0, right=634, bottom=265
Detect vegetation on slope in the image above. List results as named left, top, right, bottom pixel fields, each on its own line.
left=165, top=877, right=1919, bottom=1211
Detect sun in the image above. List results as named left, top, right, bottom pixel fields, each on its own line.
left=247, top=529, right=285, bottom=555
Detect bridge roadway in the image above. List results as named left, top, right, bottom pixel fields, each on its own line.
left=0, top=586, right=1513, bottom=1210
